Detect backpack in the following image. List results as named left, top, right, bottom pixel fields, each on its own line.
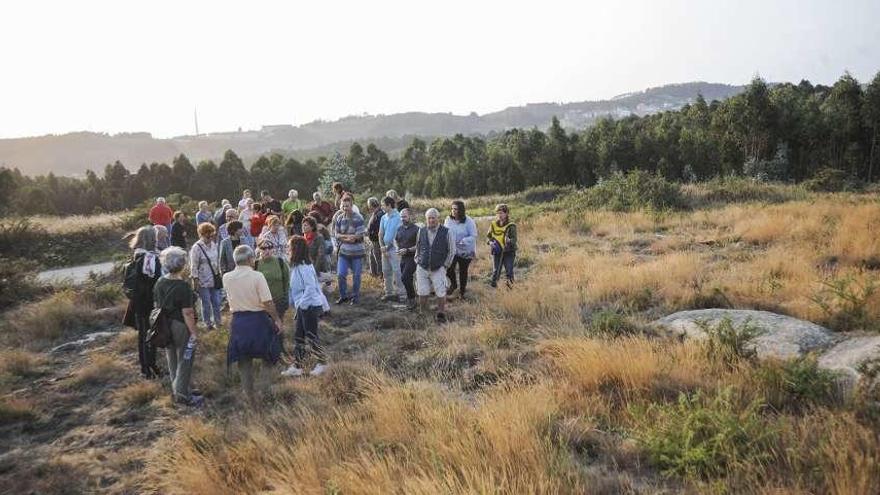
left=122, top=253, right=144, bottom=299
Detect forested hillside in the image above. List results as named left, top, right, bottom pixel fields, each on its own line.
left=1, top=73, right=878, bottom=216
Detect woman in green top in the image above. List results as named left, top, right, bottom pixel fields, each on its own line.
left=255, top=238, right=291, bottom=319
left=153, top=246, right=203, bottom=407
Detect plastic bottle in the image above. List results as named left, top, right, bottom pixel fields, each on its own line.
left=183, top=335, right=196, bottom=360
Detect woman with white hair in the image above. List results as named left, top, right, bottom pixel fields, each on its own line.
left=123, top=226, right=163, bottom=379
left=153, top=246, right=203, bottom=407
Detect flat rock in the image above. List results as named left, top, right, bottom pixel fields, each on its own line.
left=653, top=309, right=835, bottom=360
left=817, top=335, right=880, bottom=384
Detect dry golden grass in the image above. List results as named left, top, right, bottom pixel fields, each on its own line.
left=70, top=354, right=126, bottom=387
left=29, top=212, right=127, bottom=234
left=0, top=349, right=46, bottom=378
left=114, top=381, right=163, bottom=408
left=0, top=291, right=99, bottom=348
left=0, top=397, right=38, bottom=424
left=135, top=190, right=880, bottom=494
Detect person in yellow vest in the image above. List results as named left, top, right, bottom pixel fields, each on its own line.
left=486, top=203, right=517, bottom=288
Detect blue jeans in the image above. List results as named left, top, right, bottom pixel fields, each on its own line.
left=198, top=287, right=222, bottom=327
left=337, top=254, right=363, bottom=300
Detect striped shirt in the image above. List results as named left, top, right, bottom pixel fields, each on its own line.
left=334, top=211, right=366, bottom=258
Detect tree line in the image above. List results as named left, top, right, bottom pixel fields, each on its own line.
left=1, top=71, right=878, bottom=216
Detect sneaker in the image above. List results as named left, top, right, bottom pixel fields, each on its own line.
left=310, top=363, right=330, bottom=376
left=380, top=294, right=394, bottom=302
left=335, top=296, right=350, bottom=305
left=280, top=364, right=305, bottom=377
left=490, top=280, right=498, bottom=288
left=349, top=297, right=359, bottom=306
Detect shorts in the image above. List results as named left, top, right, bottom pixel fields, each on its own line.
left=416, top=265, right=447, bottom=298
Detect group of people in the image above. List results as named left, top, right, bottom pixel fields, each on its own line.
left=126, top=184, right=519, bottom=406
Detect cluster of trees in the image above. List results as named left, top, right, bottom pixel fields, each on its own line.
left=1, top=71, right=878, bottom=216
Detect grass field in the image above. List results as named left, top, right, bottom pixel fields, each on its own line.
left=1, top=183, right=879, bottom=493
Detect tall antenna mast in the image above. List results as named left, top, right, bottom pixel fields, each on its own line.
left=194, top=107, right=200, bottom=136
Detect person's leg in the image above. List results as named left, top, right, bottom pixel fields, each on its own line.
left=491, top=253, right=503, bottom=287
left=459, top=257, right=471, bottom=296
left=504, top=252, right=515, bottom=284
left=381, top=251, right=394, bottom=297
left=416, top=266, right=431, bottom=312
left=431, top=268, right=448, bottom=316
left=389, top=250, right=404, bottom=299
left=238, top=359, right=255, bottom=400
left=293, top=307, right=307, bottom=368
left=210, top=288, right=222, bottom=326
left=166, top=345, right=179, bottom=398
left=304, top=306, right=326, bottom=363
left=350, top=255, right=363, bottom=301
left=168, top=320, right=191, bottom=402
left=336, top=255, right=350, bottom=300
left=401, top=257, right=416, bottom=301
left=446, top=257, right=458, bottom=294
left=372, top=242, right=383, bottom=277
left=198, top=287, right=213, bottom=327
left=136, top=312, right=151, bottom=377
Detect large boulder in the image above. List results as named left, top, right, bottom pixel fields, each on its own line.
left=653, top=309, right=835, bottom=360
left=817, top=335, right=880, bottom=385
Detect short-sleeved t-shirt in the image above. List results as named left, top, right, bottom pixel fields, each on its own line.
left=223, top=266, right=274, bottom=313
left=153, top=276, right=197, bottom=322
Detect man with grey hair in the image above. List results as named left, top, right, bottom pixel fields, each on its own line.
left=414, top=208, right=456, bottom=322
left=214, top=199, right=232, bottom=226
left=149, top=196, right=174, bottom=232
left=223, top=244, right=283, bottom=402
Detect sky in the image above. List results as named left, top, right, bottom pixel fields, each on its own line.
left=1, top=0, right=878, bottom=139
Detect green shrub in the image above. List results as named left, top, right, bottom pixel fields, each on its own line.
left=803, top=168, right=862, bottom=193
left=698, top=317, right=763, bottom=368
left=565, top=170, right=686, bottom=213
left=587, top=308, right=639, bottom=338
left=755, top=357, right=839, bottom=411
left=0, top=256, right=45, bottom=310
left=810, top=276, right=878, bottom=332
left=633, top=388, right=774, bottom=479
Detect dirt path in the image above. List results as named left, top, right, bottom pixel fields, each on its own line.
left=37, top=261, right=116, bottom=285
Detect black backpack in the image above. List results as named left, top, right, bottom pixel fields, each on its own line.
left=122, top=253, right=144, bottom=300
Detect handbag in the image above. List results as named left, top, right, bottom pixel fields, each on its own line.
left=197, top=242, right=223, bottom=289
left=147, top=307, right=173, bottom=348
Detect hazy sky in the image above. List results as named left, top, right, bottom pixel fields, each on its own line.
left=1, top=0, right=878, bottom=139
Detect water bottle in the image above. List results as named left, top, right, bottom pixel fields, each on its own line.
left=183, top=335, right=196, bottom=361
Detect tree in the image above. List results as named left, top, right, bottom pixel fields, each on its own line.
left=318, top=152, right=356, bottom=196
left=864, top=72, right=880, bottom=182
left=172, top=154, right=195, bottom=194
left=218, top=150, right=249, bottom=199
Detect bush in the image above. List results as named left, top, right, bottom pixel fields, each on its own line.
left=0, top=256, right=45, bottom=310
left=566, top=170, right=686, bottom=213
left=810, top=276, right=879, bottom=332
left=685, top=177, right=807, bottom=206
left=803, top=168, right=862, bottom=193
left=634, top=388, right=774, bottom=479
left=586, top=308, right=639, bottom=338
left=755, top=357, right=839, bottom=411
left=697, top=317, right=763, bottom=368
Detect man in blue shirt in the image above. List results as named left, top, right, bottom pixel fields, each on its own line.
left=378, top=196, right=404, bottom=302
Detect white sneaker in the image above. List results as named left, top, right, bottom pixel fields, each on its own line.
left=280, top=365, right=304, bottom=377
left=310, top=364, right=329, bottom=376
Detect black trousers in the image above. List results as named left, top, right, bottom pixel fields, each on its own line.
left=135, top=311, right=158, bottom=378
left=446, top=255, right=472, bottom=295
left=400, top=255, right=417, bottom=300
left=294, top=305, right=326, bottom=366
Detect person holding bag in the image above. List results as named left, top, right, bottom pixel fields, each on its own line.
left=282, top=236, right=329, bottom=377
left=153, top=246, right=203, bottom=407
left=190, top=222, right=223, bottom=330
left=487, top=203, right=517, bottom=289
left=122, top=226, right=163, bottom=379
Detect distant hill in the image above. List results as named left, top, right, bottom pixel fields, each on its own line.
left=0, top=82, right=745, bottom=176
